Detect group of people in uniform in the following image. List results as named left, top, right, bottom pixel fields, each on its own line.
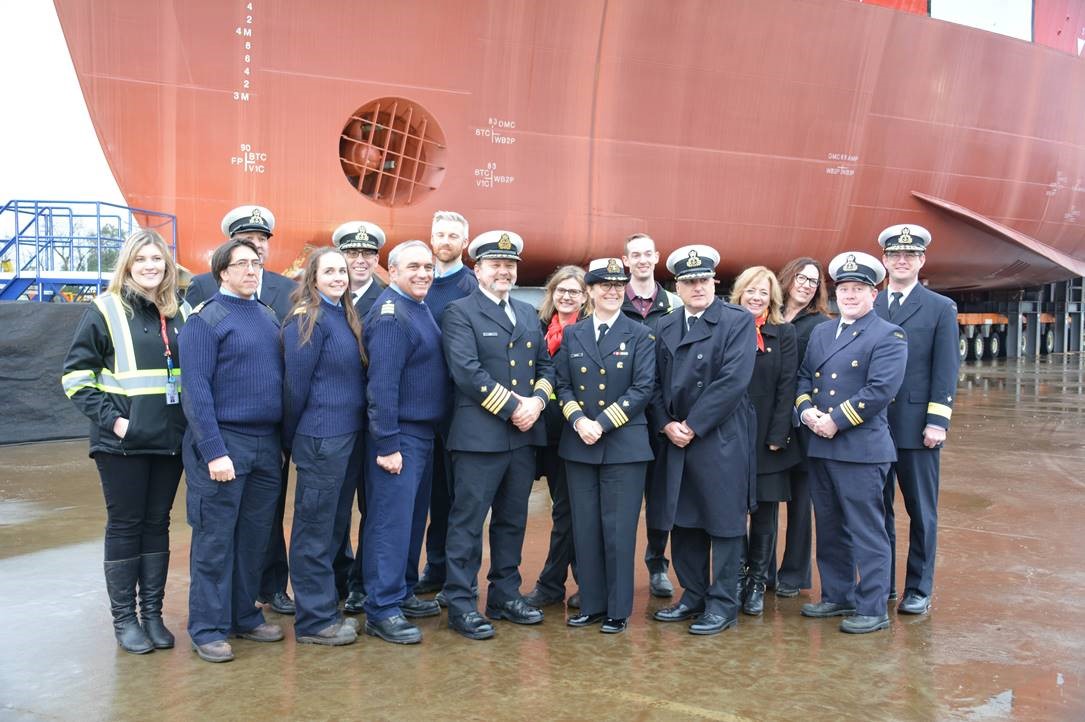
left=62, top=202, right=959, bottom=662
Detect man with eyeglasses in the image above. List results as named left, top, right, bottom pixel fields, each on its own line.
left=620, top=233, right=681, bottom=599
left=186, top=205, right=299, bottom=616
left=874, top=225, right=959, bottom=616
left=329, top=221, right=387, bottom=615
left=179, top=238, right=286, bottom=662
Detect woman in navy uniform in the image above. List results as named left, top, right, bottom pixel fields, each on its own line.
left=796, top=251, right=907, bottom=634
left=522, top=266, right=591, bottom=610
left=281, top=247, right=367, bottom=647
left=650, top=245, right=758, bottom=635
left=773, top=257, right=833, bottom=598
left=729, top=266, right=800, bottom=616
left=554, top=258, right=655, bottom=633
left=63, top=229, right=188, bottom=654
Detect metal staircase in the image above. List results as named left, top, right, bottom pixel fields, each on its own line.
left=0, top=200, right=177, bottom=301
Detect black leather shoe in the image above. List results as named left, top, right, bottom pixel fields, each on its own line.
left=888, top=590, right=898, bottom=602
left=743, top=582, right=766, bottom=616
left=601, top=617, right=627, bottom=634
left=567, top=592, right=581, bottom=609
left=689, top=612, right=737, bottom=635
left=434, top=590, right=447, bottom=608
left=400, top=595, right=441, bottom=618
left=566, top=612, right=605, bottom=627
left=486, top=598, right=544, bottom=625
left=649, top=572, right=674, bottom=598
left=265, top=591, right=295, bottom=615
left=775, top=582, right=800, bottom=598
left=801, top=601, right=856, bottom=618
left=413, top=576, right=444, bottom=595
left=448, top=611, right=495, bottom=640
left=366, top=614, right=422, bottom=644
left=343, top=591, right=367, bottom=614
left=522, top=587, right=564, bottom=608
left=840, top=613, right=890, bottom=634
left=653, top=601, right=704, bottom=622
left=897, top=592, right=931, bottom=615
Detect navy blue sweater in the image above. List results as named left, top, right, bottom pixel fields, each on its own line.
left=178, top=293, right=283, bottom=461
left=364, top=288, right=448, bottom=455
left=282, top=300, right=367, bottom=448
left=425, top=265, right=478, bottom=323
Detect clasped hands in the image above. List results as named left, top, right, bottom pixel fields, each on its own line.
left=510, top=394, right=545, bottom=432
left=801, top=408, right=838, bottom=439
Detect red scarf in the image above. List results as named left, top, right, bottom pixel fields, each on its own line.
left=546, top=312, right=578, bottom=356
left=755, top=314, right=767, bottom=352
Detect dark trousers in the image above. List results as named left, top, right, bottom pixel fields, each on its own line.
left=810, top=458, right=891, bottom=617
left=363, top=433, right=433, bottom=621
left=884, top=447, right=940, bottom=598
left=534, top=446, right=577, bottom=597
left=93, top=453, right=183, bottom=561
left=671, top=526, right=743, bottom=617
left=566, top=461, right=645, bottom=619
left=444, top=447, right=535, bottom=615
left=747, top=500, right=779, bottom=583
left=184, top=428, right=281, bottom=645
left=643, top=458, right=670, bottom=574
left=420, top=434, right=453, bottom=583
left=776, top=463, right=813, bottom=589
left=258, top=451, right=292, bottom=600
left=288, top=432, right=359, bottom=637
left=340, top=434, right=368, bottom=595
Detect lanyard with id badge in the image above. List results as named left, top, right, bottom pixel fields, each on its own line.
left=160, top=314, right=179, bottom=405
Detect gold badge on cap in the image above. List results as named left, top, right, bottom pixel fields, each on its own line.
left=250, top=209, right=264, bottom=225
left=497, top=233, right=512, bottom=250
left=686, top=250, right=702, bottom=268
left=899, top=227, right=913, bottom=245
left=842, top=254, right=858, bottom=272
left=356, top=228, right=369, bottom=243
left=607, top=258, right=622, bottom=274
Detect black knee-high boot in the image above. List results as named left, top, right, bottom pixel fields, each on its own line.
left=139, top=552, right=174, bottom=649
left=104, top=558, right=154, bottom=654
left=743, top=531, right=774, bottom=616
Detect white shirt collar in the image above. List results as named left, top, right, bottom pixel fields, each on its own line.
left=351, top=278, right=374, bottom=302
left=479, top=287, right=515, bottom=324
left=889, top=280, right=920, bottom=305
left=593, top=310, right=621, bottom=337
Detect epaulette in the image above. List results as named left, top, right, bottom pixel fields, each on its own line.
left=292, top=306, right=307, bottom=316
left=190, top=300, right=209, bottom=314
left=893, top=331, right=905, bottom=339
left=380, top=298, right=396, bottom=316
left=190, top=298, right=230, bottom=327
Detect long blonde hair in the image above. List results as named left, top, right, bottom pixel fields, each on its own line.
left=106, top=229, right=181, bottom=318
left=730, top=266, right=784, bottom=325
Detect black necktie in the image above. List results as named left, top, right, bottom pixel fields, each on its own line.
left=597, top=323, right=609, bottom=346
left=684, top=315, right=698, bottom=338
left=836, top=322, right=851, bottom=339
left=888, top=291, right=903, bottom=320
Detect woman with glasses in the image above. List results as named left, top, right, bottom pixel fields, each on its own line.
left=523, top=266, right=590, bottom=611
left=281, top=247, right=368, bottom=647
left=554, top=258, right=655, bottom=634
left=730, top=266, right=800, bottom=616
left=773, top=257, right=834, bottom=598
left=62, top=229, right=189, bottom=654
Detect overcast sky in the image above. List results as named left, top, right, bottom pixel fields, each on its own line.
left=0, top=1, right=124, bottom=207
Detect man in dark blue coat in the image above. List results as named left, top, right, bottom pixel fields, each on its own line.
left=875, top=224, right=959, bottom=616
left=796, top=251, right=907, bottom=634
left=650, top=245, right=757, bottom=635
left=440, top=230, right=556, bottom=640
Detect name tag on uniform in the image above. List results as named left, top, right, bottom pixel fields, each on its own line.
left=165, top=376, right=180, bottom=406
left=570, top=352, right=584, bottom=358
left=612, top=351, right=629, bottom=356
left=482, top=331, right=498, bottom=337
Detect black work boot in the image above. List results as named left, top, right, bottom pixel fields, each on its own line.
left=743, top=533, right=774, bottom=617
left=139, top=552, right=175, bottom=649
left=104, top=558, right=154, bottom=654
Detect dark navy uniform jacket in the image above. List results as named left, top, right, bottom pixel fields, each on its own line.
left=186, top=270, right=296, bottom=322
left=353, top=279, right=386, bottom=319
left=649, top=299, right=757, bottom=538
left=874, top=284, right=959, bottom=449
left=554, top=313, right=655, bottom=465
left=795, top=310, right=907, bottom=464
left=441, top=289, right=556, bottom=452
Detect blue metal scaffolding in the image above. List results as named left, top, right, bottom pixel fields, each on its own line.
left=0, top=200, right=177, bottom=302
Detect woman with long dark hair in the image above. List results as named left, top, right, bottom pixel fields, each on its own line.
left=282, top=247, right=367, bottom=646
left=62, top=229, right=188, bottom=654
left=730, top=266, right=800, bottom=615
left=522, top=265, right=591, bottom=610
left=773, top=257, right=833, bottom=598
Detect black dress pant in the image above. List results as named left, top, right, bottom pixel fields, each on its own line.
left=671, top=526, right=743, bottom=618
left=94, top=453, right=183, bottom=561
left=776, top=463, right=813, bottom=589
left=421, top=434, right=454, bottom=583
left=884, top=447, right=940, bottom=597
left=534, top=445, right=577, bottom=597
left=566, top=461, right=644, bottom=620
left=444, top=448, right=535, bottom=615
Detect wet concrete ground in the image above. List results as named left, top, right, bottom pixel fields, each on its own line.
left=1, top=355, right=1084, bottom=721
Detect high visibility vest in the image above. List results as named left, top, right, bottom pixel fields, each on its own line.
left=62, top=294, right=190, bottom=398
